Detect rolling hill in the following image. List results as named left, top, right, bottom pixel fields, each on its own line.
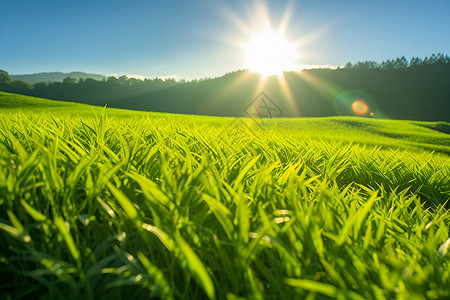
left=6, top=63, right=449, bottom=122
left=107, top=66, right=450, bottom=121
left=0, top=92, right=450, bottom=300
left=1, top=91, right=449, bottom=154
left=0, top=91, right=449, bottom=299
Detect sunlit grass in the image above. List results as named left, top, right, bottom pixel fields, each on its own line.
left=0, top=92, right=449, bottom=299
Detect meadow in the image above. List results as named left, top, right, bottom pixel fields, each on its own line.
left=0, top=91, right=449, bottom=299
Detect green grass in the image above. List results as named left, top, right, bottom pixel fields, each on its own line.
left=0, top=91, right=449, bottom=299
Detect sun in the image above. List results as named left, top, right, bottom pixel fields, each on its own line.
left=243, top=27, right=298, bottom=78
left=223, top=2, right=306, bottom=78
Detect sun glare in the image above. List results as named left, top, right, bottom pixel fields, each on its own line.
left=244, top=27, right=298, bottom=77
left=224, top=2, right=301, bottom=78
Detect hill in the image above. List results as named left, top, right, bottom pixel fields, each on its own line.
left=108, top=65, right=450, bottom=121
left=1, top=91, right=449, bottom=154
left=0, top=92, right=449, bottom=299
left=3, top=62, right=449, bottom=121
left=0, top=91, right=150, bottom=118
left=0, top=90, right=84, bottom=109
left=11, top=71, right=106, bottom=83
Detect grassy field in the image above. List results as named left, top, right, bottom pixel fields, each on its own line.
left=0, top=91, right=449, bottom=299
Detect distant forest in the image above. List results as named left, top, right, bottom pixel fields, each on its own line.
left=10, top=71, right=106, bottom=84
left=1, top=54, right=449, bottom=121
left=342, top=53, right=449, bottom=70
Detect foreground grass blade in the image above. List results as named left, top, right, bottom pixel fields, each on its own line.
left=284, top=278, right=366, bottom=300
left=175, top=233, right=216, bottom=299
left=54, top=216, right=80, bottom=265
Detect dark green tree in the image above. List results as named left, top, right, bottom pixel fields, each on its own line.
left=393, top=56, right=408, bottom=69
left=107, top=76, right=119, bottom=84
left=11, top=80, right=32, bottom=91
left=409, top=57, right=423, bottom=67
left=353, top=61, right=379, bottom=70
left=118, top=75, right=130, bottom=86
left=0, top=70, right=14, bottom=90
left=436, top=53, right=450, bottom=64
left=381, top=59, right=394, bottom=70
left=63, top=76, right=78, bottom=85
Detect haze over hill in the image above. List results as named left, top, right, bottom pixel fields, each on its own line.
left=11, top=72, right=106, bottom=84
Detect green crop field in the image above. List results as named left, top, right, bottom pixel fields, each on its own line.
left=0, top=91, right=449, bottom=299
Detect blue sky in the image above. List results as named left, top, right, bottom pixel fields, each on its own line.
left=1, top=0, right=449, bottom=79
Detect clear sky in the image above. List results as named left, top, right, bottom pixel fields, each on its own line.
left=1, top=0, right=449, bottom=80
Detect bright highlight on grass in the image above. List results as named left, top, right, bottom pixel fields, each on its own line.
left=244, top=27, right=298, bottom=77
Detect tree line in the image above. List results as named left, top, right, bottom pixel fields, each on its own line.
left=1, top=54, right=448, bottom=98
left=0, top=72, right=186, bottom=105
left=0, top=54, right=449, bottom=121
left=0, top=70, right=223, bottom=105
left=342, top=53, right=449, bottom=70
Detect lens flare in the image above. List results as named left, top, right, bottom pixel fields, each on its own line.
left=335, top=90, right=380, bottom=117
left=352, top=99, right=369, bottom=116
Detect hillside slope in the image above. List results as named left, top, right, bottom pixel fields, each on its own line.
left=1, top=91, right=449, bottom=155
left=7, top=63, right=448, bottom=121
left=0, top=91, right=149, bottom=117
left=109, top=66, right=450, bottom=121
left=0, top=94, right=449, bottom=299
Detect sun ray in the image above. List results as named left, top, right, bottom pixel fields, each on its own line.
left=221, top=2, right=306, bottom=78
left=278, top=2, right=293, bottom=33
left=200, top=70, right=263, bottom=114
left=219, top=1, right=333, bottom=117
left=277, top=73, right=301, bottom=116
